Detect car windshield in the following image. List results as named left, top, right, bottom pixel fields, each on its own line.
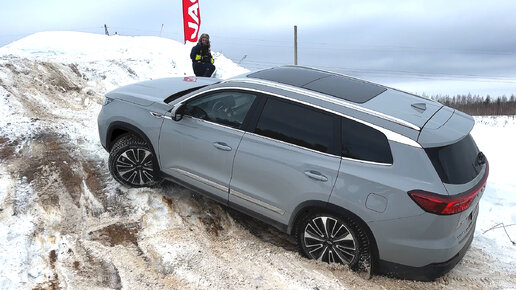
left=164, top=85, right=207, bottom=104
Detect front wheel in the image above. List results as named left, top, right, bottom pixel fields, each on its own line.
left=295, top=212, right=367, bottom=269
left=108, top=134, right=161, bottom=187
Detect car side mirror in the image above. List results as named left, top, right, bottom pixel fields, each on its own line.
left=171, top=103, right=184, bottom=121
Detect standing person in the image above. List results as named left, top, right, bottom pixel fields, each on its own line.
left=190, top=33, right=216, bottom=77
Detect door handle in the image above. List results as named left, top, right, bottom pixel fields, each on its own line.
left=304, top=170, right=328, bottom=182
left=213, top=142, right=232, bottom=151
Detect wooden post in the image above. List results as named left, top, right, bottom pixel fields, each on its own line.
left=160, top=24, right=164, bottom=37
left=294, top=25, right=298, bottom=65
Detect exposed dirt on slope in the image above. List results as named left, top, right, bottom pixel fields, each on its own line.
left=0, top=56, right=514, bottom=289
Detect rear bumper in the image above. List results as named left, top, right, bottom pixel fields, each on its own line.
left=376, top=223, right=475, bottom=281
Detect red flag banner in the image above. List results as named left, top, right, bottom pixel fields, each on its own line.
left=183, top=0, right=201, bottom=43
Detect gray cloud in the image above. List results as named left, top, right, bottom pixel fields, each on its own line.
left=1, top=0, right=516, bottom=95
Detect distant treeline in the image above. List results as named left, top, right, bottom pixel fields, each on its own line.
left=425, top=94, right=516, bottom=116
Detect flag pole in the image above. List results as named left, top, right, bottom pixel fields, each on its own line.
left=294, top=25, right=298, bottom=65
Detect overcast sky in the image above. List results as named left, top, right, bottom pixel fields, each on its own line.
left=2, top=0, right=516, bottom=96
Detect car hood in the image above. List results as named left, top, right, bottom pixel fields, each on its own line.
left=106, top=77, right=220, bottom=106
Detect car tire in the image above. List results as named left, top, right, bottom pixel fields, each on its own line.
left=108, top=134, right=162, bottom=187
left=295, top=211, right=369, bottom=270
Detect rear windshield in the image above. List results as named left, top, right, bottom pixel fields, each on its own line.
left=425, top=134, right=482, bottom=184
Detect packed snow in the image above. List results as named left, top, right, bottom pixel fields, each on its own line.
left=0, top=31, right=514, bottom=289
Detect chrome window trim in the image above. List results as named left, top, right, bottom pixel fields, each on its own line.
left=244, top=132, right=340, bottom=159
left=171, top=168, right=228, bottom=192
left=245, top=132, right=393, bottom=166
left=230, top=189, right=285, bottom=215
left=341, top=156, right=392, bottom=167
left=181, top=86, right=421, bottom=148
left=224, top=78, right=421, bottom=131
left=182, top=115, right=246, bottom=133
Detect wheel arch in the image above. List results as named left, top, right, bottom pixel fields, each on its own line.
left=106, top=121, right=161, bottom=172
left=288, top=200, right=380, bottom=271
left=107, top=122, right=150, bottom=150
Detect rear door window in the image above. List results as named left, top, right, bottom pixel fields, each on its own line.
left=253, top=98, right=339, bottom=154
left=341, top=117, right=393, bottom=164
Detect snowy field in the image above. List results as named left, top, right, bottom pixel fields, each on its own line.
left=0, top=32, right=515, bottom=289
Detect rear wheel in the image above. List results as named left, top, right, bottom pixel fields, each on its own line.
left=108, top=134, right=161, bottom=187
left=295, top=211, right=368, bottom=270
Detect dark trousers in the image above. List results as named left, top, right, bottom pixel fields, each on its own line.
left=193, top=62, right=216, bottom=77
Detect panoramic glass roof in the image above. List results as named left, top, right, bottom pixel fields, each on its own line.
left=248, top=66, right=387, bottom=103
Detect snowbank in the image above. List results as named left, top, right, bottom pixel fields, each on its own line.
left=0, top=31, right=514, bottom=289
left=0, top=31, right=249, bottom=92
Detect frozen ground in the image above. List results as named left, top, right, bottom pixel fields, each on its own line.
left=0, top=32, right=515, bottom=289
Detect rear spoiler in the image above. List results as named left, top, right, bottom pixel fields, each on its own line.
left=418, top=108, right=474, bottom=148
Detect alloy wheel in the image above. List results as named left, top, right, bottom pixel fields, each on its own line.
left=303, top=216, right=357, bottom=264
left=115, top=148, right=155, bottom=186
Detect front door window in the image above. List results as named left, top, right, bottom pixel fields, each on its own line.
left=184, top=91, right=257, bottom=129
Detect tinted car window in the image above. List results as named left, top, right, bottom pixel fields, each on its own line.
left=248, top=67, right=332, bottom=87
left=184, top=91, right=256, bottom=129
left=254, top=98, right=337, bottom=154
left=248, top=67, right=386, bottom=103
left=425, top=134, right=481, bottom=184
left=303, top=76, right=386, bottom=103
left=341, top=117, right=393, bottom=164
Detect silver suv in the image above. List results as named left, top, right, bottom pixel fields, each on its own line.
left=97, top=66, right=488, bottom=281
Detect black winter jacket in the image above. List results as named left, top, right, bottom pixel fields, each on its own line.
left=190, top=43, right=213, bottom=63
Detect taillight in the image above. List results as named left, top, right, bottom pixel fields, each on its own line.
left=408, top=160, right=489, bottom=215
left=409, top=190, right=476, bottom=214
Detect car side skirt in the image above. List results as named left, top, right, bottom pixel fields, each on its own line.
left=158, top=171, right=289, bottom=233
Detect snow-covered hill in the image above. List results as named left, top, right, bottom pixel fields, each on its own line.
left=0, top=31, right=248, bottom=93
left=0, top=31, right=515, bottom=289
